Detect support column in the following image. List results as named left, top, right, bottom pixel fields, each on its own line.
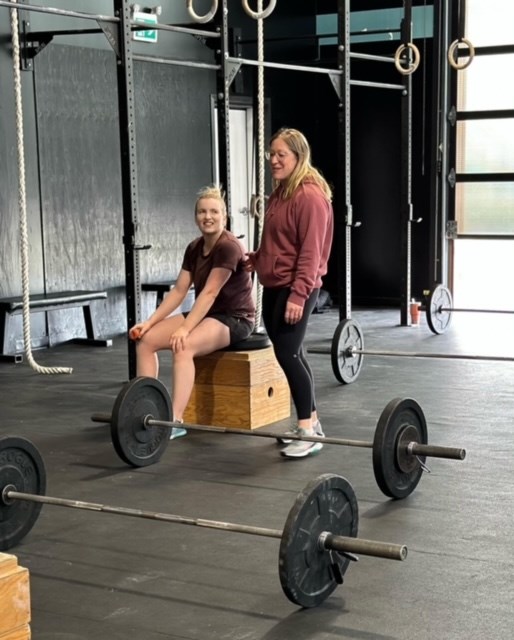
left=113, top=0, right=142, bottom=379
left=336, top=0, right=352, bottom=322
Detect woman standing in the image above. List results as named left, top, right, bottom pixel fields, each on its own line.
left=246, top=128, right=334, bottom=458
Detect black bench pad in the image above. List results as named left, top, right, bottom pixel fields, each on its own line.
left=0, top=290, right=107, bottom=313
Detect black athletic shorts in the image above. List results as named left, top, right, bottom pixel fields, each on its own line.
left=183, top=312, right=254, bottom=344
left=209, top=313, right=254, bottom=344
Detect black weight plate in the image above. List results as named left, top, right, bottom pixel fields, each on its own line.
left=331, top=318, right=364, bottom=384
left=279, top=473, right=359, bottom=608
left=0, top=436, right=46, bottom=551
left=427, top=284, right=453, bottom=335
left=372, top=398, right=428, bottom=499
left=111, top=377, right=172, bottom=468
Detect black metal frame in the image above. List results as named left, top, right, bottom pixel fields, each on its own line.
left=399, top=1, right=414, bottom=326
left=337, top=0, right=416, bottom=325
left=8, top=0, right=426, bottom=369
left=9, top=0, right=221, bottom=379
left=336, top=0, right=352, bottom=322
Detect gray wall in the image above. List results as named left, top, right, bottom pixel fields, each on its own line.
left=0, top=2, right=216, bottom=349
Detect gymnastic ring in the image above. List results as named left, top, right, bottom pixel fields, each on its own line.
left=394, top=42, right=421, bottom=76
left=448, top=38, right=475, bottom=70
left=241, top=0, right=277, bottom=20
left=186, top=0, right=218, bottom=24
left=250, top=194, right=268, bottom=218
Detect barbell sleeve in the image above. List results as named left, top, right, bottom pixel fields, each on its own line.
left=407, top=443, right=466, bottom=460
left=319, top=532, right=407, bottom=561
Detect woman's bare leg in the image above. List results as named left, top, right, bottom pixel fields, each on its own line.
left=171, top=318, right=230, bottom=421
left=135, top=314, right=185, bottom=377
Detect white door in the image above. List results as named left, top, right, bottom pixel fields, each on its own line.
left=211, top=101, right=256, bottom=253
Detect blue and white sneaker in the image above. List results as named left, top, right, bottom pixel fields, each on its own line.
left=169, top=422, right=187, bottom=440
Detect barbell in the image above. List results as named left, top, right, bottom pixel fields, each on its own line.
left=0, top=435, right=406, bottom=609
left=91, top=376, right=465, bottom=499
left=426, top=284, right=514, bottom=334
left=311, top=317, right=514, bottom=386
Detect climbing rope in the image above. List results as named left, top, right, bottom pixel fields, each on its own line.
left=10, top=2, right=72, bottom=374
left=244, top=0, right=276, bottom=329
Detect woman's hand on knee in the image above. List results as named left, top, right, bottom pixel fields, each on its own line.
left=169, top=326, right=190, bottom=352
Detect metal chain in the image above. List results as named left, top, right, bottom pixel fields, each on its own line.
left=10, top=2, right=72, bottom=374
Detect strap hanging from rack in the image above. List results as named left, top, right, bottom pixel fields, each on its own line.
left=394, top=0, right=421, bottom=76
left=448, top=0, right=475, bottom=70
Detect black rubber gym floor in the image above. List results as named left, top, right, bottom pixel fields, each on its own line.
left=1, top=307, right=513, bottom=639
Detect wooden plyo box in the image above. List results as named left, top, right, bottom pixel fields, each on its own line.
left=0, top=553, right=31, bottom=640
left=184, top=347, right=291, bottom=429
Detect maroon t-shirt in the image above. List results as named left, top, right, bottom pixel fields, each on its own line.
left=182, top=230, right=255, bottom=321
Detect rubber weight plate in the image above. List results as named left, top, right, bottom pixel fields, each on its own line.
left=427, top=284, right=453, bottom=335
left=0, top=436, right=46, bottom=551
left=331, top=318, right=364, bottom=384
left=111, top=377, right=172, bottom=467
left=372, top=398, right=428, bottom=499
left=279, top=473, right=359, bottom=608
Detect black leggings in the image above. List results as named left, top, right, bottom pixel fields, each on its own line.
left=262, top=287, right=319, bottom=421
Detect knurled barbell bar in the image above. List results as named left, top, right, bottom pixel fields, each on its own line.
left=426, top=284, right=514, bottom=335
left=91, top=376, right=465, bottom=499
left=0, top=435, right=406, bottom=609
left=311, top=317, right=514, bottom=386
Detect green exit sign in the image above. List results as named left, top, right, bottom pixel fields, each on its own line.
left=133, top=11, right=158, bottom=43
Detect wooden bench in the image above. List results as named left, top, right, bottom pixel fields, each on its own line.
left=183, top=333, right=291, bottom=430
left=0, top=290, right=112, bottom=363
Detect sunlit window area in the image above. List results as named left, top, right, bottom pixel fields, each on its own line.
left=453, top=238, right=514, bottom=308
left=452, top=0, right=514, bottom=304
left=465, top=0, right=514, bottom=46
left=457, top=54, right=514, bottom=112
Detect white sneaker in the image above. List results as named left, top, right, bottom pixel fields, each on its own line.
left=277, top=420, right=324, bottom=445
left=280, top=429, right=323, bottom=458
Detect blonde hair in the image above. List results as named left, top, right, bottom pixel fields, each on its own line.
left=269, top=128, right=333, bottom=201
left=194, top=185, right=227, bottom=217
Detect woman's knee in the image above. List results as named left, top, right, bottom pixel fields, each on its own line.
left=173, top=348, right=196, bottom=367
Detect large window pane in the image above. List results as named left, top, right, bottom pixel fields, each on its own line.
left=466, top=0, right=514, bottom=47
left=316, top=7, right=433, bottom=45
left=457, top=55, right=514, bottom=111
left=455, top=182, right=514, bottom=235
left=454, top=238, right=514, bottom=309
left=456, top=119, right=514, bottom=173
